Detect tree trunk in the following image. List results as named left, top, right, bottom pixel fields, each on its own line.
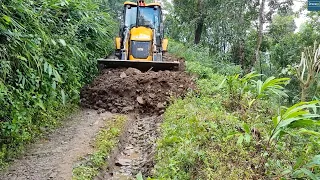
left=300, top=85, right=307, bottom=102
left=194, top=18, right=204, bottom=44
left=252, top=0, right=266, bottom=70
left=239, top=39, right=245, bottom=68
left=238, top=5, right=245, bottom=69
left=194, top=0, right=204, bottom=44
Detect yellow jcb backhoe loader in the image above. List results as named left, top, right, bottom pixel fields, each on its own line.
left=98, top=0, right=180, bottom=71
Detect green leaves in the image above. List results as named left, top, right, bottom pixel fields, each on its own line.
left=136, top=172, right=143, bottom=180
left=292, top=155, right=320, bottom=180
left=2, top=15, right=11, bottom=24
left=270, top=101, right=320, bottom=141
left=224, top=71, right=289, bottom=110
left=0, top=0, right=116, bottom=167
left=256, top=76, right=290, bottom=98
left=58, top=39, right=66, bottom=47
left=293, top=168, right=319, bottom=180
left=44, top=61, right=62, bottom=83
left=237, top=123, right=252, bottom=146
left=61, top=89, right=66, bottom=105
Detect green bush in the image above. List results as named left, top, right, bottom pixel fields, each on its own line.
left=0, top=0, right=116, bottom=167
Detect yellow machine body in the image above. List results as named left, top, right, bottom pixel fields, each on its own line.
left=98, top=0, right=178, bottom=71
left=128, top=27, right=153, bottom=61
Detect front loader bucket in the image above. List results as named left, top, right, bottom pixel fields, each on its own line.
left=97, top=59, right=180, bottom=71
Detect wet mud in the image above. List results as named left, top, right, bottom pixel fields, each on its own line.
left=96, top=115, right=162, bottom=180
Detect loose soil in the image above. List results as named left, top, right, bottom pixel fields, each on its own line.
left=80, top=57, right=194, bottom=116
left=0, top=109, right=112, bottom=180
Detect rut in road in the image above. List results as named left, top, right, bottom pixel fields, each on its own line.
left=97, top=115, right=162, bottom=179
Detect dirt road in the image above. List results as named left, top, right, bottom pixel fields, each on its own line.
left=1, top=54, right=193, bottom=180
left=0, top=109, right=112, bottom=180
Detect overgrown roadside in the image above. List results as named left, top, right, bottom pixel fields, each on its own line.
left=152, top=42, right=320, bottom=179
left=0, top=0, right=116, bottom=167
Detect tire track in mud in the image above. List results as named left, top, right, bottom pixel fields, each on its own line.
left=97, top=115, right=162, bottom=179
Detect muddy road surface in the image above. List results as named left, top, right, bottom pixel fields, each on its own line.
left=0, top=109, right=112, bottom=180
left=80, top=54, right=194, bottom=179
left=1, top=54, right=194, bottom=180
left=81, top=54, right=194, bottom=179
left=96, top=116, right=162, bottom=179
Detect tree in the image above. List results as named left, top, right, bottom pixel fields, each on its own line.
left=267, top=14, right=299, bottom=68
left=172, top=0, right=210, bottom=44
left=268, top=14, right=296, bottom=44
left=253, top=0, right=266, bottom=71
left=251, top=0, right=294, bottom=70
left=296, top=42, right=320, bottom=101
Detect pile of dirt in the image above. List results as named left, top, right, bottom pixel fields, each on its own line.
left=80, top=66, right=195, bottom=115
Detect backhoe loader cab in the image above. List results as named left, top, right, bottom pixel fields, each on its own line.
left=98, top=0, right=178, bottom=71
left=117, top=1, right=165, bottom=61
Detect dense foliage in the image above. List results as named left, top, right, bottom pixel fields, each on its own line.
left=153, top=42, right=320, bottom=179
left=0, top=0, right=116, bottom=166
left=1, top=0, right=319, bottom=179
left=157, top=1, right=320, bottom=178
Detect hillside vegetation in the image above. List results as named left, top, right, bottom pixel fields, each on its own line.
left=0, top=0, right=116, bottom=166
left=1, top=0, right=320, bottom=179
left=152, top=2, right=320, bottom=178
left=153, top=42, right=320, bottom=179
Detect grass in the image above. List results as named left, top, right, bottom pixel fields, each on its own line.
left=72, top=115, right=127, bottom=180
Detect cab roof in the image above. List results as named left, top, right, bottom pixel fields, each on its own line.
left=124, top=1, right=162, bottom=7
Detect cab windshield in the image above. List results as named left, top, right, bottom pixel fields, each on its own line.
left=124, top=6, right=160, bottom=30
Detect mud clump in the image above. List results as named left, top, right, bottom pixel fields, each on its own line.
left=80, top=62, right=194, bottom=115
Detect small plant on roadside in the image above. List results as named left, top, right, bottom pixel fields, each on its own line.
left=224, top=72, right=260, bottom=110
left=292, top=154, right=320, bottom=180
left=257, top=101, right=320, bottom=177
left=223, top=72, right=289, bottom=111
